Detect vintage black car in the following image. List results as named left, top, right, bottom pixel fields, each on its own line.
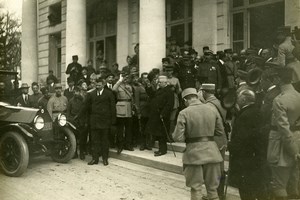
left=0, top=70, right=76, bottom=177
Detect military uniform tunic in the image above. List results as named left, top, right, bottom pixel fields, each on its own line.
left=47, top=95, right=68, bottom=120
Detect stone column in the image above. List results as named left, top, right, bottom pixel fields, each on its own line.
left=117, top=0, right=129, bottom=68
left=21, top=0, right=38, bottom=83
left=66, top=0, right=87, bottom=70
left=285, top=0, right=300, bottom=28
left=193, top=0, right=218, bottom=53
left=139, top=0, right=166, bottom=73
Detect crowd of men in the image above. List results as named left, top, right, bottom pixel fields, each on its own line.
left=1, top=27, right=300, bottom=200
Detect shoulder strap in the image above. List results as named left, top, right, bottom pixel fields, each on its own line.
left=119, top=84, right=132, bottom=99
left=208, top=101, right=226, bottom=124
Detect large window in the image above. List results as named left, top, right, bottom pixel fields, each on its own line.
left=87, top=0, right=117, bottom=68
left=166, top=0, right=192, bottom=47
left=231, top=0, right=284, bottom=52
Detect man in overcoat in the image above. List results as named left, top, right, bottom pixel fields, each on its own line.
left=78, top=78, right=116, bottom=166
left=172, top=88, right=223, bottom=200
left=228, top=89, right=266, bottom=200
left=145, top=73, right=174, bottom=156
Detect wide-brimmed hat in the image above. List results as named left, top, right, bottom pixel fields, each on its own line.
left=20, top=83, right=30, bottom=89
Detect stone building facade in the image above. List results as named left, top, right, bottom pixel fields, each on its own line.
left=21, top=0, right=300, bottom=85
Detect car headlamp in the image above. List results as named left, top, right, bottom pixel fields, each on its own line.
left=34, top=115, right=44, bottom=130
left=57, top=113, right=67, bottom=126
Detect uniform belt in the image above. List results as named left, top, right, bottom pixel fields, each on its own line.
left=118, top=99, right=131, bottom=102
left=271, top=125, right=300, bottom=132
left=185, top=136, right=214, bottom=143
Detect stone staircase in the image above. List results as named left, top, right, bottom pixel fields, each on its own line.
left=109, top=142, right=240, bottom=199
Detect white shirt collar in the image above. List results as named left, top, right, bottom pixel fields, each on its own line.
left=97, top=88, right=104, bottom=95
left=219, top=59, right=224, bottom=65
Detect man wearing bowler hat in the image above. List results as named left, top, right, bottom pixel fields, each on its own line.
left=16, top=83, right=31, bottom=107
left=172, top=88, right=223, bottom=200
left=47, top=83, right=68, bottom=121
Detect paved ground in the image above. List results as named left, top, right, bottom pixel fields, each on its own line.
left=0, top=156, right=240, bottom=200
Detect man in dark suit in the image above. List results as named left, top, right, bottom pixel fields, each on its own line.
left=229, top=89, right=267, bottom=200
left=145, top=73, right=174, bottom=156
left=79, top=78, right=116, bottom=166
left=64, top=78, right=75, bottom=101
left=15, top=83, right=31, bottom=107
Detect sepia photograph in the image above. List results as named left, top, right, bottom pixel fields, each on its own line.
left=0, top=0, right=300, bottom=199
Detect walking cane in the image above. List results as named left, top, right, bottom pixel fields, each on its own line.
left=160, top=115, right=176, bottom=157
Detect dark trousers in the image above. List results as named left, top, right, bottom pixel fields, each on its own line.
left=157, top=134, right=167, bottom=153
left=237, top=174, right=266, bottom=200
left=108, top=125, right=117, bottom=148
left=132, top=116, right=140, bottom=146
left=140, top=117, right=151, bottom=147
left=90, top=129, right=109, bottom=161
left=79, top=125, right=88, bottom=154
left=116, top=117, right=132, bottom=148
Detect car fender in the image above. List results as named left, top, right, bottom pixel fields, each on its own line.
left=1, top=123, right=34, bottom=138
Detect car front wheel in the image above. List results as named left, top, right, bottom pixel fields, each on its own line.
left=51, top=127, right=76, bottom=163
left=0, top=131, right=29, bottom=177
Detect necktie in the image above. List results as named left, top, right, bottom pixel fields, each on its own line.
left=25, top=95, right=28, bottom=104
left=109, top=84, right=112, bottom=89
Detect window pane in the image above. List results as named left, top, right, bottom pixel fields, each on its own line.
left=233, top=42, right=244, bottom=53
left=233, top=0, right=244, bottom=7
left=187, top=0, right=192, bottom=17
left=233, top=12, right=244, bottom=41
left=171, top=24, right=185, bottom=47
left=96, top=22, right=104, bottom=36
left=170, top=0, right=185, bottom=21
left=89, top=25, right=94, bottom=38
left=249, top=0, right=266, bottom=4
left=188, top=22, right=192, bottom=45
left=106, top=19, right=116, bottom=34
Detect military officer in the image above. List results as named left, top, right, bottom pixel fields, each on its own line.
left=66, top=55, right=82, bottom=84
left=47, top=83, right=68, bottom=121
left=177, top=51, right=197, bottom=90
left=201, top=83, right=228, bottom=200
left=267, top=67, right=300, bottom=200
left=172, top=88, right=223, bottom=200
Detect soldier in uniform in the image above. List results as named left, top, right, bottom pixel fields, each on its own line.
left=201, top=84, right=228, bottom=200
left=47, top=83, right=68, bottom=121
left=177, top=51, right=197, bottom=90
left=66, top=55, right=82, bottom=85
left=38, top=87, right=51, bottom=111
left=29, top=82, right=43, bottom=108
left=267, top=67, right=300, bottom=200
left=113, top=71, right=134, bottom=153
left=197, top=50, right=218, bottom=86
left=172, top=88, right=223, bottom=200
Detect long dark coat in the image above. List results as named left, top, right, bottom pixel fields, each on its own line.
left=228, top=104, right=266, bottom=187
left=80, top=89, right=116, bottom=130
left=145, top=85, right=174, bottom=137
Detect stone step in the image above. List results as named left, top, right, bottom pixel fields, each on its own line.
left=153, top=142, right=230, bottom=161
left=109, top=147, right=240, bottom=199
